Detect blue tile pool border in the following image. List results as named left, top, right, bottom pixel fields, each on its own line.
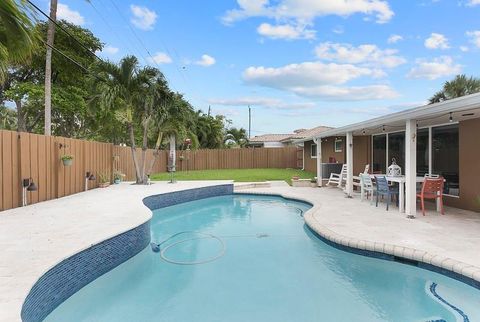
left=143, top=184, right=234, bottom=210
left=21, top=184, right=235, bottom=322
left=21, top=220, right=151, bottom=322
left=305, top=224, right=480, bottom=291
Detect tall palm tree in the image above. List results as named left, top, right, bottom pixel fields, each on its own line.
left=92, top=55, right=160, bottom=184
left=0, top=0, right=37, bottom=83
left=44, top=0, right=58, bottom=136
left=429, top=74, right=480, bottom=104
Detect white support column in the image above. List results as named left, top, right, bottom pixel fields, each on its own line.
left=405, top=119, right=417, bottom=218
left=315, top=138, right=323, bottom=187
left=346, top=132, right=354, bottom=197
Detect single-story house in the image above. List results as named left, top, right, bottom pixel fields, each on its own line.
left=248, top=127, right=331, bottom=148
left=297, top=93, right=480, bottom=213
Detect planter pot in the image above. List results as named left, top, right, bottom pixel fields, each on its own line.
left=292, top=176, right=300, bottom=181
left=310, top=182, right=317, bottom=187
left=114, top=179, right=121, bottom=184
left=99, top=182, right=110, bottom=188
left=62, top=159, right=73, bottom=166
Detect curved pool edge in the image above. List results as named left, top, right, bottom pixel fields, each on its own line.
left=235, top=190, right=480, bottom=290
left=20, top=184, right=234, bottom=322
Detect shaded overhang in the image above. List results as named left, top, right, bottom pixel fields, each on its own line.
left=312, top=93, right=480, bottom=139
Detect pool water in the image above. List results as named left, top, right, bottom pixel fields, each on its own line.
left=46, top=194, right=480, bottom=322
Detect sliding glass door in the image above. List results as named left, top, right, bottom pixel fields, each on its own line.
left=372, top=124, right=459, bottom=196
left=432, top=124, right=459, bottom=196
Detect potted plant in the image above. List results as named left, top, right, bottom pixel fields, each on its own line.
left=98, top=172, right=110, bottom=188
left=113, top=171, right=124, bottom=184
left=310, top=177, right=317, bottom=187
left=61, top=155, right=74, bottom=166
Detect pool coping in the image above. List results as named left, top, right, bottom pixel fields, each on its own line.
left=235, top=190, right=480, bottom=290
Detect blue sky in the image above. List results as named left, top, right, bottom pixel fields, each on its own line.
left=44, top=0, right=480, bottom=135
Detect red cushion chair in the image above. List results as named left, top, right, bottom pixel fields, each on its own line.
left=416, top=177, right=445, bottom=216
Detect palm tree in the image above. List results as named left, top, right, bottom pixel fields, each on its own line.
left=429, top=74, right=480, bottom=104
left=147, top=92, right=198, bottom=174
left=225, top=127, right=248, bottom=148
left=44, top=0, right=58, bottom=136
left=0, top=0, right=37, bottom=83
left=92, top=55, right=161, bottom=184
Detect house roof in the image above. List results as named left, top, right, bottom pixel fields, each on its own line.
left=249, top=125, right=333, bottom=144
left=313, top=92, right=480, bottom=139
left=248, top=133, right=295, bottom=143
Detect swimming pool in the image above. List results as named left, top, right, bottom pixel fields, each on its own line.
left=45, top=194, right=479, bottom=321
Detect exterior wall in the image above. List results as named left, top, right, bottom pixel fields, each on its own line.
left=321, top=136, right=346, bottom=163
left=353, top=136, right=372, bottom=175
left=303, top=140, right=317, bottom=174
left=263, top=141, right=287, bottom=148
left=445, top=118, right=480, bottom=212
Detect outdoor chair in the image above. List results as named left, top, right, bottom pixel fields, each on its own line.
left=417, top=177, right=445, bottom=216
left=375, top=176, right=399, bottom=211
left=360, top=173, right=374, bottom=203
left=353, top=164, right=370, bottom=190
left=326, top=164, right=347, bottom=187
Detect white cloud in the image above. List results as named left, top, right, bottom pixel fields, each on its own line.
left=257, top=23, right=315, bottom=40
left=195, top=54, right=216, bottom=66
left=130, top=5, right=157, bottom=30
left=460, top=46, right=469, bottom=52
left=314, top=42, right=406, bottom=68
left=208, top=97, right=315, bottom=109
left=424, top=33, right=450, bottom=49
left=148, top=52, right=172, bottom=64
left=222, top=0, right=394, bottom=25
left=407, top=56, right=461, bottom=80
left=290, top=85, right=399, bottom=101
left=102, top=46, right=119, bottom=55
left=466, top=30, right=480, bottom=47
left=387, top=34, right=403, bottom=43
left=57, top=3, right=84, bottom=25
left=242, top=61, right=397, bottom=100
left=466, top=0, right=480, bottom=6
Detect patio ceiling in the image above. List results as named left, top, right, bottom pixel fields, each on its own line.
left=314, top=92, right=480, bottom=138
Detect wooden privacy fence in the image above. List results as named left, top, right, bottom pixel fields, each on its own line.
left=0, top=129, right=298, bottom=211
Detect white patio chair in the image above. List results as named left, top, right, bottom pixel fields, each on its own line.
left=326, top=164, right=347, bottom=187
left=353, top=164, right=370, bottom=189
left=360, top=173, right=374, bottom=204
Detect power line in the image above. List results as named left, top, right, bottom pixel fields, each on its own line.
left=88, top=0, right=149, bottom=65
left=26, top=0, right=105, bottom=63
left=106, top=0, right=178, bottom=92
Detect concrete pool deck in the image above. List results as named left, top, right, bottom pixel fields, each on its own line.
left=1, top=181, right=479, bottom=321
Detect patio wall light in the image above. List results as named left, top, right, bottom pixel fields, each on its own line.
left=22, top=178, right=37, bottom=206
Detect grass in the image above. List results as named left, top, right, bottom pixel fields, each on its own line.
left=150, top=168, right=316, bottom=185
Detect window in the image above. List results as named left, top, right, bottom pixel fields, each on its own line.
left=311, top=143, right=317, bottom=158
left=432, top=124, right=459, bottom=196
left=334, top=139, right=342, bottom=152
left=388, top=132, right=405, bottom=171
left=416, top=129, right=429, bottom=177
left=372, top=135, right=386, bottom=173
left=372, top=124, right=460, bottom=196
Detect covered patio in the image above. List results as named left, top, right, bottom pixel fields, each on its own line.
left=311, top=93, right=480, bottom=215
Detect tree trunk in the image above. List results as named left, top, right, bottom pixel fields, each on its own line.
left=15, top=99, right=26, bottom=132
left=128, top=123, right=142, bottom=183
left=44, top=0, right=58, bottom=136
left=169, top=134, right=176, bottom=172
left=140, top=117, right=149, bottom=184
left=147, top=131, right=163, bottom=178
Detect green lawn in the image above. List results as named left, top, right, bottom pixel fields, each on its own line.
left=150, top=168, right=315, bottom=185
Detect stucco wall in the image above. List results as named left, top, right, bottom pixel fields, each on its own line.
left=303, top=140, right=317, bottom=174
left=445, top=118, right=480, bottom=212
left=353, top=136, right=372, bottom=175
left=321, top=137, right=346, bottom=163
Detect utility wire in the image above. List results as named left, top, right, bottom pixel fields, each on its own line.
left=26, top=0, right=105, bottom=63
left=88, top=0, right=148, bottom=65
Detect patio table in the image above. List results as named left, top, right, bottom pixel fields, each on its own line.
left=365, top=175, right=440, bottom=213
